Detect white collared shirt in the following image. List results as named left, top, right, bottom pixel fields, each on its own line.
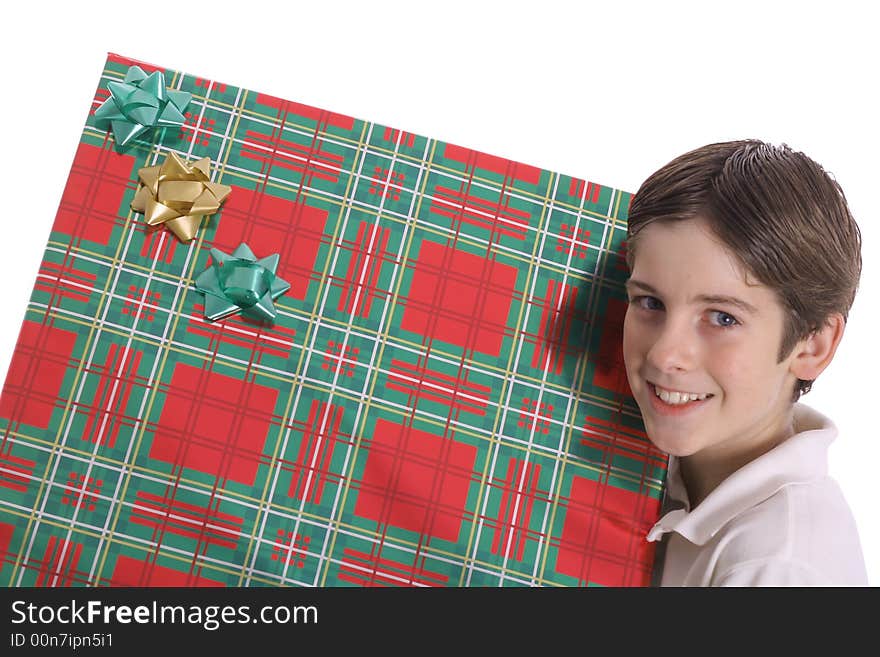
left=646, top=403, right=868, bottom=586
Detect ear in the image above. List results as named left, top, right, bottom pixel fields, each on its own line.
left=788, top=313, right=846, bottom=381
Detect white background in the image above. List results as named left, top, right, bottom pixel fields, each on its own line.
left=1, top=0, right=876, bottom=585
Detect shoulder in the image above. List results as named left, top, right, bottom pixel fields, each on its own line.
left=714, top=558, right=831, bottom=586
left=709, top=479, right=867, bottom=586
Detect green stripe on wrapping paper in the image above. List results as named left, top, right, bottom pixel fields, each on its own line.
left=0, top=52, right=665, bottom=589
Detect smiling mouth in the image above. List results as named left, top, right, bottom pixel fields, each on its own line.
left=649, top=383, right=715, bottom=406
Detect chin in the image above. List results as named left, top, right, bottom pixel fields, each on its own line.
left=642, top=425, right=700, bottom=458
left=658, top=443, right=698, bottom=458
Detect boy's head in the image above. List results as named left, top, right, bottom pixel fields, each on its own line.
left=621, top=140, right=861, bottom=460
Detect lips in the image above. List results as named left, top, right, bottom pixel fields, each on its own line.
left=646, top=382, right=714, bottom=417
left=652, top=383, right=713, bottom=403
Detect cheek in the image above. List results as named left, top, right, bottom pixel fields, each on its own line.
left=707, top=343, right=769, bottom=398
left=622, top=309, right=643, bottom=367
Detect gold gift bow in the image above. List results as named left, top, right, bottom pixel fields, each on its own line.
left=131, top=152, right=232, bottom=242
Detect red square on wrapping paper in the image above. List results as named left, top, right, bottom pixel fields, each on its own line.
left=52, top=143, right=135, bottom=245
left=213, top=188, right=327, bottom=300
left=110, top=554, right=224, bottom=587
left=149, top=364, right=278, bottom=486
left=355, top=418, right=476, bottom=542
left=0, top=321, right=78, bottom=429
left=0, top=522, right=13, bottom=559
left=401, top=241, right=517, bottom=356
left=443, top=279, right=477, bottom=315
left=556, top=476, right=658, bottom=586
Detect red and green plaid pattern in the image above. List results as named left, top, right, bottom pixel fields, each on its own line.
left=0, top=53, right=666, bottom=587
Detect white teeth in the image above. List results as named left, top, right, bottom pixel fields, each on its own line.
left=653, top=385, right=711, bottom=405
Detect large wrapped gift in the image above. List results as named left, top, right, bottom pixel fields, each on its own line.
left=0, top=53, right=665, bottom=587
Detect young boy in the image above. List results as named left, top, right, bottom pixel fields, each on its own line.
left=622, top=139, right=868, bottom=586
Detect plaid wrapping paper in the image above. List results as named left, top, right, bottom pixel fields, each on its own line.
left=0, top=53, right=666, bottom=588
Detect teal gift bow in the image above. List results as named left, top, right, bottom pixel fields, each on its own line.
left=94, top=66, right=192, bottom=151
left=195, top=244, right=291, bottom=323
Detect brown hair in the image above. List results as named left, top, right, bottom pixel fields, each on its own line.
left=625, top=140, right=862, bottom=400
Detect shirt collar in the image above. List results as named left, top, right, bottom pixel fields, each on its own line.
left=646, top=403, right=835, bottom=546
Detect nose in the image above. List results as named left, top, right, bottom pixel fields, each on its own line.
left=645, top=316, right=698, bottom=373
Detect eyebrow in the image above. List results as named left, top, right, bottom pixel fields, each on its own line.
left=625, top=278, right=760, bottom=315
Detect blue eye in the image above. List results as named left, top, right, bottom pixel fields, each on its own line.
left=630, top=295, right=663, bottom=311
left=709, top=310, right=739, bottom=328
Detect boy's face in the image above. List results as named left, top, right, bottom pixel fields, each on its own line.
left=622, top=217, right=800, bottom=463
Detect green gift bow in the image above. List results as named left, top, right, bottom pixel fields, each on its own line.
left=195, top=244, right=291, bottom=323
left=94, top=66, right=192, bottom=151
